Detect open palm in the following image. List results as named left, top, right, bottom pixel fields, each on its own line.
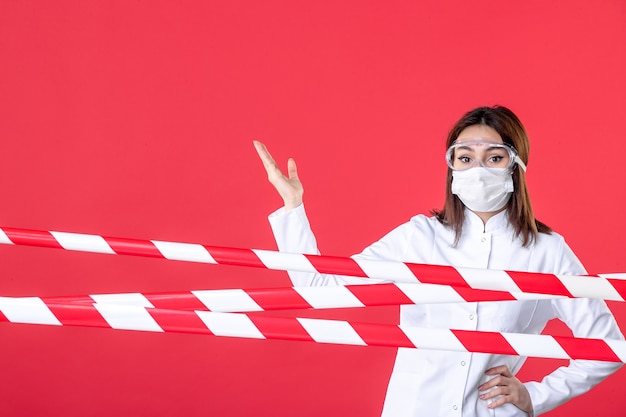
left=253, top=140, right=304, bottom=210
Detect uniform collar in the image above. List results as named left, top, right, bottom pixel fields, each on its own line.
left=464, top=208, right=510, bottom=234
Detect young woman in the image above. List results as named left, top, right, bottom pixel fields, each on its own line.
left=253, top=106, right=623, bottom=417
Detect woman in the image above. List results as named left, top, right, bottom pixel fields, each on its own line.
left=253, top=106, right=622, bottom=416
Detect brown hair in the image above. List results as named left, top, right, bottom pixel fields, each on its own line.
left=432, top=105, right=551, bottom=247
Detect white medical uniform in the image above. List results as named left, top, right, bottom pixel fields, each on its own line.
left=269, top=204, right=623, bottom=416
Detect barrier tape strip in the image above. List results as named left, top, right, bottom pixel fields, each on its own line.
left=1, top=226, right=625, bottom=301
left=24, top=283, right=560, bottom=314
left=0, top=297, right=623, bottom=362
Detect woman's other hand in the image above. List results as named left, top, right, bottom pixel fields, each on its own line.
left=478, top=364, right=533, bottom=415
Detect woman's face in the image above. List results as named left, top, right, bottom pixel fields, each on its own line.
left=449, top=125, right=511, bottom=171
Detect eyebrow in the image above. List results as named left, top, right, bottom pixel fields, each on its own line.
left=455, top=145, right=475, bottom=152
left=456, top=144, right=506, bottom=152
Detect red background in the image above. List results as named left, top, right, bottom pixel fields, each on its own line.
left=1, top=1, right=625, bottom=415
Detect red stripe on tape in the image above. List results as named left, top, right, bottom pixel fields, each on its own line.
left=352, top=322, right=416, bottom=348
left=507, top=271, right=574, bottom=297
left=148, top=309, right=213, bottom=335
left=406, top=263, right=471, bottom=288
left=346, top=283, right=414, bottom=307
left=607, top=279, right=626, bottom=301
left=554, top=336, right=622, bottom=362
left=246, top=287, right=312, bottom=311
left=44, top=302, right=111, bottom=328
left=452, top=329, right=518, bottom=356
left=145, top=292, right=207, bottom=311
left=0, top=310, right=9, bottom=322
left=249, top=315, right=314, bottom=342
left=105, top=237, right=164, bottom=258
left=204, top=245, right=266, bottom=268
left=455, top=287, right=517, bottom=302
left=304, top=254, right=367, bottom=277
left=2, top=228, right=63, bottom=249
left=44, top=295, right=94, bottom=305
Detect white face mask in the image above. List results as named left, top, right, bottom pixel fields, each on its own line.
left=451, top=167, right=514, bottom=212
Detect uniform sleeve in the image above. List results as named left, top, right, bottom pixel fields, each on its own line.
left=268, top=204, right=419, bottom=286
left=524, top=237, right=624, bottom=416
left=268, top=204, right=379, bottom=286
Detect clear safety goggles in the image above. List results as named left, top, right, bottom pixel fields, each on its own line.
left=445, top=140, right=527, bottom=173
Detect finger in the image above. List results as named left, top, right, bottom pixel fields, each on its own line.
left=252, top=140, right=267, bottom=156
left=253, top=140, right=277, bottom=167
left=478, top=375, right=504, bottom=391
left=287, top=158, right=298, bottom=180
left=253, top=140, right=284, bottom=178
left=479, top=385, right=508, bottom=400
left=485, top=364, right=512, bottom=377
left=486, top=395, right=511, bottom=409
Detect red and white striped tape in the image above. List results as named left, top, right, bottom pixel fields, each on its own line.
left=1, top=226, right=625, bottom=301
left=0, top=297, right=623, bottom=362
left=32, top=282, right=559, bottom=314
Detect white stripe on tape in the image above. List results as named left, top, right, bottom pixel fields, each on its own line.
left=0, top=297, right=62, bottom=325
left=252, top=250, right=318, bottom=273
left=93, top=304, right=163, bottom=332
left=599, top=273, right=626, bottom=280
left=196, top=311, right=265, bottom=339
left=0, top=229, right=13, bottom=245
left=396, top=282, right=466, bottom=304
left=511, top=292, right=561, bottom=301
left=400, top=327, right=465, bottom=351
left=192, top=289, right=263, bottom=312
left=502, top=332, right=570, bottom=360
left=297, top=318, right=366, bottom=346
left=50, top=231, right=115, bottom=254
left=151, top=241, right=216, bottom=263
left=354, top=258, right=417, bottom=283
left=294, top=286, right=365, bottom=309
left=559, top=275, right=625, bottom=302
left=91, top=293, right=155, bottom=308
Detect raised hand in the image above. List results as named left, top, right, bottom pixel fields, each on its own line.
left=253, top=140, right=304, bottom=211
left=478, top=364, right=533, bottom=415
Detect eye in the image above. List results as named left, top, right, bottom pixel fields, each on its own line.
left=457, top=156, right=471, bottom=163
left=488, top=155, right=505, bottom=163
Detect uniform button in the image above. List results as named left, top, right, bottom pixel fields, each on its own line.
left=461, top=361, right=466, bottom=366
left=469, top=314, right=475, bottom=320
left=453, top=405, right=458, bottom=410
left=481, top=237, right=486, bottom=242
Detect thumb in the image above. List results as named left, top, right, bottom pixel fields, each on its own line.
left=287, top=158, right=298, bottom=180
